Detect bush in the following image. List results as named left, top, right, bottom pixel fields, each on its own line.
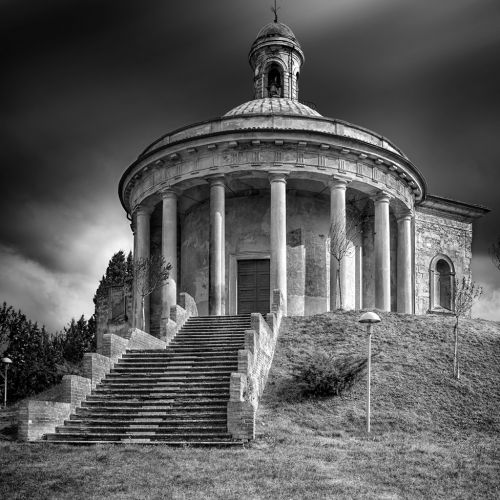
left=295, top=351, right=372, bottom=397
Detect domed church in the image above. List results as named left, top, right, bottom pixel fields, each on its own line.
left=119, top=19, right=488, bottom=337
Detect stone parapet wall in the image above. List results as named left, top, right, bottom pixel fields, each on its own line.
left=83, top=353, right=114, bottom=388
left=166, top=292, right=198, bottom=342
left=227, top=290, right=283, bottom=440
left=61, top=375, right=92, bottom=414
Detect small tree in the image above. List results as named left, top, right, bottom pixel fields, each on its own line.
left=452, top=276, right=482, bottom=379
left=133, top=254, right=171, bottom=331
left=329, top=209, right=362, bottom=309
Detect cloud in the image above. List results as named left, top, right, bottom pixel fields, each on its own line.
left=0, top=245, right=92, bottom=331
left=0, top=213, right=131, bottom=332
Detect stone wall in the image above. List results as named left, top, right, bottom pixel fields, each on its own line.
left=414, top=207, right=473, bottom=314
left=18, top=401, right=71, bottom=442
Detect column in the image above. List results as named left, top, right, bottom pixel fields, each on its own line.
left=329, top=177, right=348, bottom=311
left=374, top=192, right=391, bottom=311
left=355, top=246, right=363, bottom=310
left=269, top=172, right=287, bottom=315
left=134, top=204, right=152, bottom=331
left=209, top=176, right=225, bottom=316
left=397, top=210, right=413, bottom=313
left=161, top=189, right=177, bottom=321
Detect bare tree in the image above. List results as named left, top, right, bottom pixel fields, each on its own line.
left=452, top=276, right=482, bottom=379
left=329, top=209, right=362, bottom=310
left=489, top=237, right=500, bottom=271
left=133, top=254, right=172, bottom=332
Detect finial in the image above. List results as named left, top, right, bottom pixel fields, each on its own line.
left=271, top=0, right=280, bottom=23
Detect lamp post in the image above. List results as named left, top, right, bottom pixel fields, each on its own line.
left=358, top=312, right=381, bottom=433
left=1, top=357, right=12, bottom=409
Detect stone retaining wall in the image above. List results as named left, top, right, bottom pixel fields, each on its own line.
left=227, top=290, right=283, bottom=440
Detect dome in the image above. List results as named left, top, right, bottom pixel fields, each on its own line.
left=255, top=21, right=299, bottom=44
left=224, top=98, right=321, bottom=117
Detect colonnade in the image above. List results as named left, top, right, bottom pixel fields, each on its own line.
left=132, top=174, right=414, bottom=330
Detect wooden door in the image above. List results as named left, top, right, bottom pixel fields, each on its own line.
left=237, top=259, right=270, bottom=315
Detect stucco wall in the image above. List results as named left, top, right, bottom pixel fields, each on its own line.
left=414, top=207, right=473, bottom=314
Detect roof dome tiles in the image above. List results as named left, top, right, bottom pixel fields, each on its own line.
left=224, top=98, right=321, bottom=117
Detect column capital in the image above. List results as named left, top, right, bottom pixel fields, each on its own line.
left=268, top=171, right=288, bottom=184
left=207, top=174, right=225, bottom=187
left=328, top=175, right=350, bottom=190
left=133, top=203, right=154, bottom=217
left=372, top=191, right=392, bottom=204
left=159, top=186, right=178, bottom=200
left=396, top=209, right=413, bottom=223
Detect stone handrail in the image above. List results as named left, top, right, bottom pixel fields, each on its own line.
left=227, top=290, right=283, bottom=440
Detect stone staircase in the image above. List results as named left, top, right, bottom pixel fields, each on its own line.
left=46, top=315, right=251, bottom=445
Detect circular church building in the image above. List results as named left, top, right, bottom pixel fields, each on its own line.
left=119, top=20, right=487, bottom=337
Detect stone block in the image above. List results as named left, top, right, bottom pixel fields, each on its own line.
left=18, top=400, right=71, bottom=442
left=61, top=375, right=92, bottom=413
left=83, top=353, right=113, bottom=388
left=102, top=333, right=129, bottom=362
left=128, top=328, right=167, bottom=350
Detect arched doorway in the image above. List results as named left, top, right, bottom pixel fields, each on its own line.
left=430, top=255, right=455, bottom=311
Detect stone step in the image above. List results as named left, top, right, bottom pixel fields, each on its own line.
left=170, top=335, right=245, bottom=341
left=86, top=393, right=228, bottom=402
left=75, top=407, right=227, bottom=416
left=57, top=423, right=227, bottom=434
left=100, top=381, right=229, bottom=388
left=82, top=399, right=229, bottom=407
left=116, top=360, right=237, bottom=367
left=46, top=432, right=234, bottom=442
left=109, top=367, right=236, bottom=375
left=112, top=360, right=238, bottom=368
left=119, top=353, right=238, bottom=362
left=87, top=394, right=229, bottom=403
left=93, top=386, right=229, bottom=394
left=45, top=439, right=241, bottom=446
left=105, top=372, right=232, bottom=380
left=163, top=346, right=242, bottom=352
left=177, top=328, right=248, bottom=332
left=165, top=344, right=243, bottom=349
left=68, top=416, right=226, bottom=424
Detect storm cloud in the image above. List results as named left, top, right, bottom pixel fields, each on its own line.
left=1, top=0, right=499, bottom=329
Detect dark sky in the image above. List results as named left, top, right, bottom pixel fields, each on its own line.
left=1, top=0, right=500, bottom=329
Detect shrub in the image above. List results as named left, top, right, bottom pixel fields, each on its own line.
left=295, top=351, right=372, bottom=397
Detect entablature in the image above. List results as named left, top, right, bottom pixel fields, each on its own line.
left=122, top=133, right=424, bottom=216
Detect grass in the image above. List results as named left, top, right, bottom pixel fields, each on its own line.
left=1, top=311, right=499, bottom=499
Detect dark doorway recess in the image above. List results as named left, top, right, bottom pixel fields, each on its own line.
left=237, top=259, right=270, bottom=315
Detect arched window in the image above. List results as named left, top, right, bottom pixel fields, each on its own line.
left=266, top=63, right=283, bottom=98
left=429, top=254, right=455, bottom=312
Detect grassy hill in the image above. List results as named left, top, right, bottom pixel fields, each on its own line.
left=1, top=312, right=499, bottom=499
left=260, top=311, right=500, bottom=437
